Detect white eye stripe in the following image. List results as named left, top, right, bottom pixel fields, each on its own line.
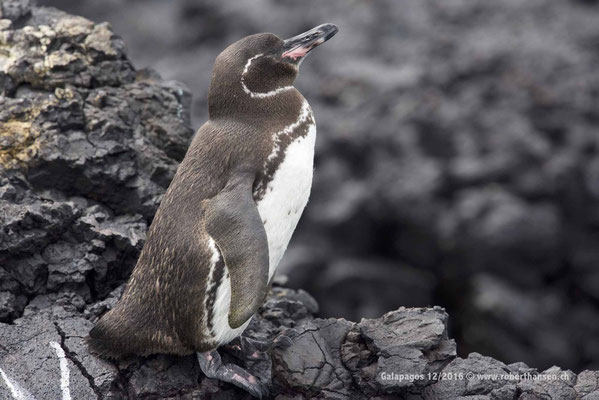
left=240, top=53, right=294, bottom=98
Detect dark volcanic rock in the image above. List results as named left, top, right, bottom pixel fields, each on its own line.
left=0, top=0, right=193, bottom=323
left=1, top=1, right=598, bottom=399
left=1, top=286, right=598, bottom=399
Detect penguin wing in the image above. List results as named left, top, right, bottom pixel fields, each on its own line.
left=203, top=170, right=269, bottom=329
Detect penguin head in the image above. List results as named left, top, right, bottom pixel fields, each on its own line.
left=279, top=23, right=339, bottom=65
left=209, top=24, right=338, bottom=114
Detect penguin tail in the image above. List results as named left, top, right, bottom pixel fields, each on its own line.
left=86, top=309, right=132, bottom=360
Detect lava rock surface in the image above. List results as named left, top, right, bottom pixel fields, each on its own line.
left=2, top=286, right=598, bottom=399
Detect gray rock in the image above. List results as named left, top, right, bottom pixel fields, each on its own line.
left=575, top=371, right=599, bottom=398
left=0, top=0, right=31, bottom=22
left=0, top=0, right=192, bottom=323
left=0, top=307, right=115, bottom=399
left=424, top=353, right=514, bottom=399
left=1, top=287, right=597, bottom=399
left=272, top=320, right=354, bottom=397
left=517, top=366, right=577, bottom=400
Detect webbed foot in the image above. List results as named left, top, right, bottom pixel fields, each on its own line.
left=197, top=350, right=269, bottom=399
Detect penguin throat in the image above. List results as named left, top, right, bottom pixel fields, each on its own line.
left=253, top=99, right=314, bottom=199
left=241, top=54, right=295, bottom=98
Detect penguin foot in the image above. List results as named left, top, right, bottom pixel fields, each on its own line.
left=272, top=334, right=293, bottom=349
left=197, top=350, right=269, bottom=399
left=225, top=337, right=268, bottom=361
left=224, top=334, right=292, bottom=362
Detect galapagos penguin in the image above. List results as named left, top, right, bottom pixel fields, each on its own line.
left=88, top=23, right=338, bottom=397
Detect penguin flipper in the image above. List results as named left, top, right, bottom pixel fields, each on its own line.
left=204, top=170, right=269, bottom=329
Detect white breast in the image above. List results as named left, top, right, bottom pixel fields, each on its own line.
left=204, top=114, right=316, bottom=346
left=257, top=121, right=316, bottom=279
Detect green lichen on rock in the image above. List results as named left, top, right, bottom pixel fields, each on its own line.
left=0, top=0, right=193, bottom=326
left=0, top=6, right=134, bottom=94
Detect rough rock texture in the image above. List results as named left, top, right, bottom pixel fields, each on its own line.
left=38, top=0, right=599, bottom=372
left=2, top=286, right=599, bottom=399
left=1, top=1, right=598, bottom=399
left=0, top=0, right=193, bottom=324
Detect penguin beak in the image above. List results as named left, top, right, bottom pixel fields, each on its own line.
left=281, top=23, right=338, bottom=61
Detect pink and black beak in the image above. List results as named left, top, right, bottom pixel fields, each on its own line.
left=281, top=23, right=338, bottom=63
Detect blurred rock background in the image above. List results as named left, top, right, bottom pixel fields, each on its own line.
left=36, top=0, right=599, bottom=372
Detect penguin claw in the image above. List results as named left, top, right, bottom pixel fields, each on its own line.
left=224, top=337, right=267, bottom=361
left=272, top=334, right=293, bottom=349
left=197, top=350, right=269, bottom=399
left=226, top=369, right=269, bottom=399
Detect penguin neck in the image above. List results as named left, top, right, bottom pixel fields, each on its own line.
left=252, top=97, right=315, bottom=201
left=208, top=81, right=305, bottom=126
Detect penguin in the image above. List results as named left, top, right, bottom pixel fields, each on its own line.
left=87, top=23, right=338, bottom=397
